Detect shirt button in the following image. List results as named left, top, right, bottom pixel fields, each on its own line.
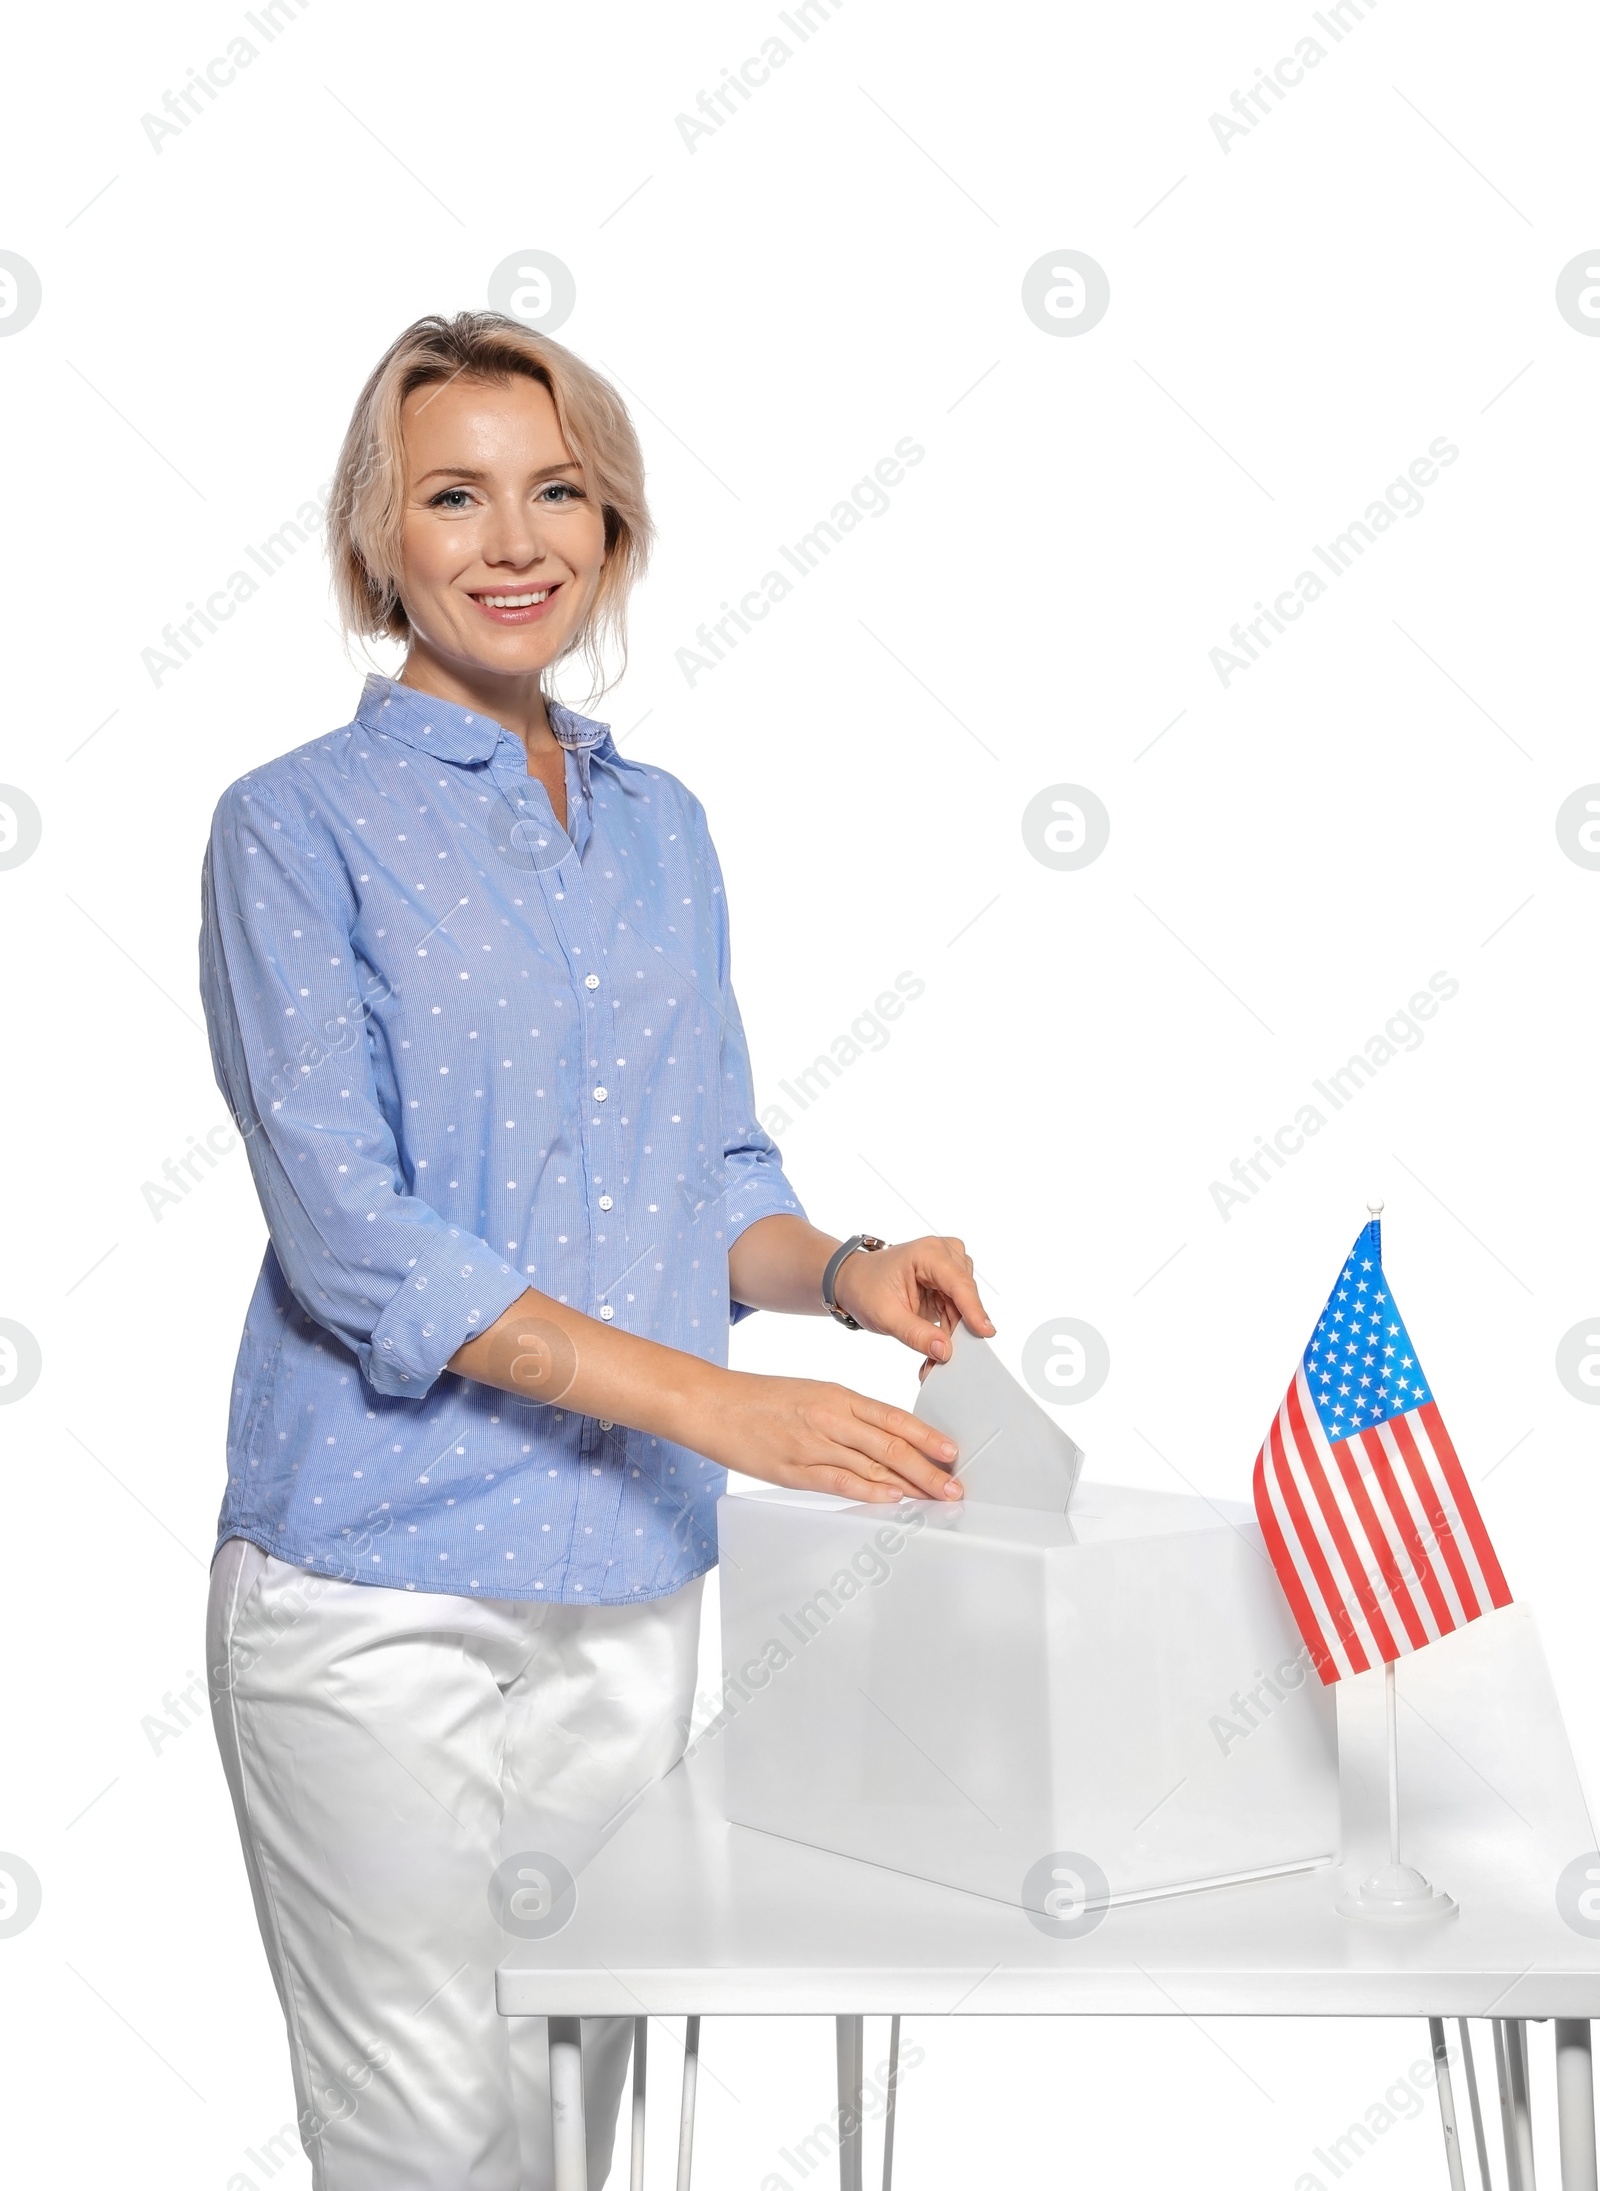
left=593, top=1086, right=608, bottom=1101
left=584, top=974, right=600, bottom=990
left=598, top=1195, right=613, bottom=1210
left=599, top=1305, right=615, bottom=1320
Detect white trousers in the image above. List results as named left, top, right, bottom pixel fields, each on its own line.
left=207, top=1538, right=704, bottom=2191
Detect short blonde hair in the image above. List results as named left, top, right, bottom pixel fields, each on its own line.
left=327, top=312, right=653, bottom=702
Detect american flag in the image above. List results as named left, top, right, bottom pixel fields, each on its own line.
left=1251, top=1219, right=1511, bottom=1685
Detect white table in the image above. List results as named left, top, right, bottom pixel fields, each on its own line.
left=498, top=1729, right=1600, bottom=2190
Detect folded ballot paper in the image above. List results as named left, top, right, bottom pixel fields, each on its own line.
left=911, top=1319, right=1084, bottom=1513
left=719, top=1326, right=1340, bottom=1911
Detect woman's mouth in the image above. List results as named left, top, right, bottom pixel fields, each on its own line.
left=469, top=584, right=561, bottom=625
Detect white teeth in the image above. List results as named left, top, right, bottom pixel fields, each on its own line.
left=480, top=590, right=549, bottom=608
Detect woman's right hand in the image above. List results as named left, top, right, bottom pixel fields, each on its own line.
left=698, top=1371, right=966, bottom=1505
left=450, top=1289, right=964, bottom=1502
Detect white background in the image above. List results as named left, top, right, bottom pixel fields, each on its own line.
left=1, top=0, right=1597, bottom=2184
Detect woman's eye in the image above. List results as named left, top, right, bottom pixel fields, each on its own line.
left=430, top=488, right=474, bottom=510
left=540, top=482, right=582, bottom=503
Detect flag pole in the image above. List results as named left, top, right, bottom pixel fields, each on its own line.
left=1387, top=1658, right=1400, bottom=1867
left=1336, top=1648, right=1456, bottom=1921
left=1336, top=1203, right=1458, bottom=1924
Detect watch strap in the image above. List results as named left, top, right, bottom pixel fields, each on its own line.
left=822, top=1233, right=886, bottom=1328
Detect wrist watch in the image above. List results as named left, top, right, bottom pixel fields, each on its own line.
left=822, top=1233, right=886, bottom=1329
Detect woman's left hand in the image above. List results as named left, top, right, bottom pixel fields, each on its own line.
left=831, top=1234, right=994, bottom=1366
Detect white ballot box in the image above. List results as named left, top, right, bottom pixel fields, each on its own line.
left=718, top=1482, right=1340, bottom=1910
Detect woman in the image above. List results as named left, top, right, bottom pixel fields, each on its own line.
left=200, top=310, right=992, bottom=2191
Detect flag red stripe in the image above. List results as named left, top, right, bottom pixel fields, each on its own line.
left=1387, top=1412, right=1480, bottom=1622
left=1286, top=1378, right=1400, bottom=1662
left=1418, top=1401, right=1512, bottom=1608
left=1252, top=1445, right=1338, bottom=1684
left=1332, top=1431, right=1431, bottom=1649
left=1271, top=1410, right=1368, bottom=1665
left=1354, top=1425, right=1453, bottom=1636
left=1271, top=1404, right=1372, bottom=1673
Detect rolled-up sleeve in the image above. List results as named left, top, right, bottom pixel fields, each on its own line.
left=199, top=775, right=529, bottom=1396
left=697, top=816, right=805, bottom=1322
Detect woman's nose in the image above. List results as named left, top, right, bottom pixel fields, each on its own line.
left=480, top=497, right=545, bottom=571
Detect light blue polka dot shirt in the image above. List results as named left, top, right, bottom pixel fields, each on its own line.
left=198, top=673, right=803, bottom=1603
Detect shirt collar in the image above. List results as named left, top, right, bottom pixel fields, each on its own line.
left=353, top=673, right=619, bottom=768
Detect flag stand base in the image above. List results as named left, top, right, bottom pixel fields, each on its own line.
left=1336, top=1860, right=1458, bottom=1924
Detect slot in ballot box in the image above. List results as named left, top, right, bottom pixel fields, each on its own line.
left=718, top=1337, right=1339, bottom=1910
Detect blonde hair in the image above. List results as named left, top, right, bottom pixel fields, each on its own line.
left=327, top=312, right=653, bottom=703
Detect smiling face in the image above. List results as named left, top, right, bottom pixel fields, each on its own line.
left=395, top=371, right=608, bottom=697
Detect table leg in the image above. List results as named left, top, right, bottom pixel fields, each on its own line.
left=1556, top=2022, right=1597, bottom=2191
left=1430, top=2018, right=1468, bottom=2190
left=1496, top=2020, right=1526, bottom=2191
left=1508, top=2019, right=1537, bottom=2189
left=675, top=2015, right=700, bottom=2191
left=631, top=2017, right=648, bottom=2191
left=836, top=2015, right=864, bottom=2191
left=1459, top=2021, right=1493, bottom=2191
left=881, top=2016, right=902, bottom=2191
left=549, top=2017, right=588, bottom=2191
